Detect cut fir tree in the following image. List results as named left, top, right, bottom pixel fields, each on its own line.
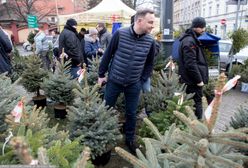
left=21, top=55, right=48, bottom=108
left=42, top=58, right=76, bottom=119
left=67, top=75, right=122, bottom=166
left=115, top=73, right=248, bottom=168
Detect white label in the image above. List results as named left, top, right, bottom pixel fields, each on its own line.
left=163, top=29, right=170, bottom=35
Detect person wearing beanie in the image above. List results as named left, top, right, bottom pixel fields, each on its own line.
left=96, top=22, right=112, bottom=50
left=178, top=16, right=208, bottom=119
left=59, top=18, right=84, bottom=79
left=84, top=28, right=104, bottom=66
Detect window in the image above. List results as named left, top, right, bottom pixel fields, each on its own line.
left=51, top=17, right=55, bottom=22
left=225, top=5, right=228, bottom=13
left=216, top=4, right=220, bottom=15
left=209, top=6, right=212, bottom=16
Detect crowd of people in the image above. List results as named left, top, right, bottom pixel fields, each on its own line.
left=0, top=8, right=209, bottom=155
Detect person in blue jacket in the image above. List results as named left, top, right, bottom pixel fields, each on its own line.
left=84, top=28, right=104, bottom=66
left=98, top=9, right=156, bottom=155
left=0, top=25, right=13, bottom=75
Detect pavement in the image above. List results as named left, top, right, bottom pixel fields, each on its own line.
left=16, top=44, right=33, bottom=56
left=215, top=84, right=248, bottom=131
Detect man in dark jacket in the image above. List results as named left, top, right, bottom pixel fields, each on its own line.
left=178, top=17, right=208, bottom=119
left=98, top=9, right=156, bottom=155
left=78, top=27, right=87, bottom=42
left=0, top=26, right=12, bottom=74
left=59, top=18, right=83, bottom=79
left=96, top=22, right=112, bottom=50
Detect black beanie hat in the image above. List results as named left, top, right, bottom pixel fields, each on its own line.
left=191, top=17, right=206, bottom=28
left=66, top=18, right=77, bottom=27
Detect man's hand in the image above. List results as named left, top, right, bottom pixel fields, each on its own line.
left=197, top=81, right=204, bottom=87
left=98, top=48, right=104, bottom=53
left=98, top=77, right=107, bottom=86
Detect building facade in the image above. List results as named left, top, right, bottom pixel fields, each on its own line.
left=201, top=0, right=248, bottom=39
left=173, top=0, right=248, bottom=39
left=173, top=0, right=201, bottom=30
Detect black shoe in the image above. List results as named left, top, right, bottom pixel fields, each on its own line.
left=125, top=141, right=137, bottom=155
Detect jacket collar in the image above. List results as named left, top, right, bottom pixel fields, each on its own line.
left=129, top=24, right=146, bottom=39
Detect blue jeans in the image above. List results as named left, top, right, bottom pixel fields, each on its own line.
left=104, top=80, right=142, bottom=142
left=70, top=66, right=80, bottom=79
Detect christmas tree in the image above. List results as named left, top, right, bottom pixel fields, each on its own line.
left=116, top=73, right=248, bottom=168
left=139, top=87, right=194, bottom=138
left=42, top=58, right=76, bottom=106
left=3, top=102, right=93, bottom=168
left=87, top=57, right=100, bottom=86
left=10, top=46, right=28, bottom=82
left=21, top=55, right=48, bottom=101
left=141, top=70, right=181, bottom=114
left=67, top=75, right=122, bottom=160
left=230, top=106, right=248, bottom=155
left=0, top=74, right=20, bottom=135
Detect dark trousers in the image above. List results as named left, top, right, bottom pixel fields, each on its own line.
left=70, top=65, right=80, bottom=79
left=39, top=51, right=51, bottom=70
left=186, top=85, right=203, bottom=119
left=104, top=80, right=141, bottom=142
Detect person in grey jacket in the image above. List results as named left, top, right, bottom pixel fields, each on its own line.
left=96, top=22, right=112, bottom=50
left=34, top=28, right=50, bottom=70
left=98, top=9, right=156, bottom=155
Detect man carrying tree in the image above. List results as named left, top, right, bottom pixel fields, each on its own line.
left=98, top=9, right=156, bottom=155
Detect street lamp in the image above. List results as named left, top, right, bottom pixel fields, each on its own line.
left=160, top=0, right=174, bottom=59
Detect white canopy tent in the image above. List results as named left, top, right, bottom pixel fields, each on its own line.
left=58, top=0, right=136, bottom=26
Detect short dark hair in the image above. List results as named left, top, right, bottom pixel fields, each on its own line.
left=97, top=22, right=106, bottom=28
left=80, top=27, right=86, bottom=32
left=134, top=8, right=154, bottom=21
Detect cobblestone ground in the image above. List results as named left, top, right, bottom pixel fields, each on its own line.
left=215, top=85, right=248, bottom=132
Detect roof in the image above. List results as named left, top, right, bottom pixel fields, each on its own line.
left=84, top=0, right=135, bottom=16
left=58, top=0, right=136, bottom=25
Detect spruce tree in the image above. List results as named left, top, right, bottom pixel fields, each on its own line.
left=21, top=55, right=48, bottom=97
left=230, top=106, right=248, bottom=155
left=67, top=75, right=122, bottom=159
left=116, top=73, right=248, bottom=168
left=10, top=48, right=28, bottom=82
left=139, top=88, right=194, bottom=138
left=141, top=70, right=181, bottom=113
left=42, top=59, right=76, bottom=106
left=87, top=57, right=100, bottom=86
left=3, top=102, right=93, bottom=168
left=0, top=74, right=20, bottom=135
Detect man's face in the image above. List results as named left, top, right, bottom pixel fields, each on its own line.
left=137, top=13, right=155, bottom=34
left=90, top=33, right=98, bottom=42
left=80, top=31, right=86, bottom=35
left=96, top=25, right=103, bottom=32
left=194, top=27, right=206, bottom=35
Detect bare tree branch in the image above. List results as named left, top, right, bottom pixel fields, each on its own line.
left=5, top=0, right=55, bottom=23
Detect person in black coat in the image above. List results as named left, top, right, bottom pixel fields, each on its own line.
left=0, top=26, right=12, bottom=75
left=59, top=18, right=83, bottom=79
left=178, top=17, right=209, bottom=119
